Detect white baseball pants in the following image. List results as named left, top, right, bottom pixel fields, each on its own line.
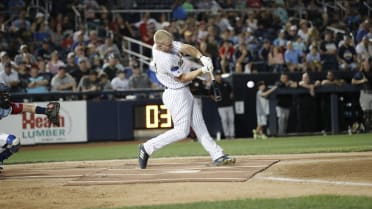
left=144, top=87, right=224, bottom=160
left=218, top=106, right=235, bottom=138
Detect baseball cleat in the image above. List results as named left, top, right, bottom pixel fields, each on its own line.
left=213, top=155, right=236, bottom=166
left=138, top=144, right=149, bottom=169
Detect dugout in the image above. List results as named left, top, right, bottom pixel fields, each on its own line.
left=232, top=72, right=365, bottom=137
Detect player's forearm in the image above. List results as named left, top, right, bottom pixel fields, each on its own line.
left=180, top=44, right=203, bottom=59
left=177, top=69, right=203, bottom=83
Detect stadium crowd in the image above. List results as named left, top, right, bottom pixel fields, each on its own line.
left=0, top=0, right=371, bottom=96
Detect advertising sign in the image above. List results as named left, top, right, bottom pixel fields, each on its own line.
left=0, top=101, right=87, bottom=145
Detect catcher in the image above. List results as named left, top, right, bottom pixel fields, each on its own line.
left=0, top=83, right=60, bottom=171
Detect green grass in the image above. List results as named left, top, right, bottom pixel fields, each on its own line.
left=7, top=133, right=372, bottom=164
left=91, top=195, right=372, bottom=209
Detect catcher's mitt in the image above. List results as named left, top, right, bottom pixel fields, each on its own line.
left=46, top=102, right=60, bottom=126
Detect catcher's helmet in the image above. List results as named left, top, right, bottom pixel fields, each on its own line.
left=0, top=83, right=10, bottom=93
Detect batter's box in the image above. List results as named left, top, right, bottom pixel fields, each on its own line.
left=65, top=159, right=279, bottom=186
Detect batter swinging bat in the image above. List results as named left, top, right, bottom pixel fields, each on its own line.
left=209, top=71, right=222, bottom=102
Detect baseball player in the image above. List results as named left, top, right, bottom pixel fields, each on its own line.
left=138, top=29, right=236, bottom=169
left=0, top=83, right=60, bottom=171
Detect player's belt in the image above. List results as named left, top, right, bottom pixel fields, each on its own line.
left=164, top=85, right=189, bottom=90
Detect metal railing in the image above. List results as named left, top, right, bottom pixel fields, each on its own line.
left=364, top=1, right=372, bottom=17
left=122, top=35, right=152, bottom=70
left=72, top=5, right=82, bottom=31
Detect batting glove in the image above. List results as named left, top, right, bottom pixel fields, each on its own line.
left=200, top=56, right=214, bottom=71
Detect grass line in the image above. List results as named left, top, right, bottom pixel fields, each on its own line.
left=90, top=195, right=372, bottom=209
left=6, top=133, right=372, bottom=164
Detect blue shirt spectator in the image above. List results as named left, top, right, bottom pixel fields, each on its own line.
left=26, top=67, right=49, bottom=93
left=285, top=48, right=302, bottom=64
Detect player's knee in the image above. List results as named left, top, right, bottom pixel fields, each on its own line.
left=175, top=128, right=189, bottom=139
left=6, top=134, right=20, bottom=153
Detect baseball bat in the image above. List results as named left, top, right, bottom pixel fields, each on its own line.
left=209, top=71, right=222, bottom=102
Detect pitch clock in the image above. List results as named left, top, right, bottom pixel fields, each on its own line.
left=134, top=104, right=173, bottom=129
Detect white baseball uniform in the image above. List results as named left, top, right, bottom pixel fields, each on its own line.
left=143, top=41, right=225, bottom=161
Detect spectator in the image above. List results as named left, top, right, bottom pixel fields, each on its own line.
left=70, top=57, right=90, bottom=84
left=275, top=73, right=297, bottom=135
left=110, top=15, right=135, bottom=41
left=205, top=35, right=220, bottom=67
left=356, top=36, right=372, bottom=62
left=352, top=60, right=371, bottom=89
left=78, top=70, right=101, bottom=98
left=219, top=40, right=235, bottom=73
left=74, top=44, right=87, bottom=64
left=306, top=46, right=322, bottom=72
left=246, top=12, right=258, bottom=31
left=259, top=39, right=271, bottom=61
left=196, top=21, right=208, bottom=42
left=245, top=27, right=258, bottom=54
left=0, top=52, right=17, bottom=73
left=36, top=40, right=52, bottom=60
left=285, top=25, right=298, bottom=42
left=284, top=41, right=306, bottom=72
left=183, top=30, right=195, bottom=45
left=86, top=43, right=100, bottom=64
left=33, top=20, right=51, bottom=43
left=273, top=30, right=288, bottom=49
left=103, top=54, right=120, bottom=80
left=273, top=3, right=288, bottom=25
left=128, top=64, right=152, bottom=89
left=61, top=31, right=74, bottom=50
left=254, top=81, right=277, bottom=139
left=351, top=59, right=371, bottom=133
left=46, top=50, right=65, bottom=75
left=234, top=43, right=252, bottom=73
left=320, top=31, right=338, bottom=71
left=98, top=72, right=112, bottom=90
left=98, top=36, right=120, bottom=58
left=17, top=61, right=30, bottom=92
left=111, top=70, right=129, bottom=90
left=338, top=35, right=357, bottom=71
left=14, top=44, right=37, bottom=66
left=26, top=66, right=49, bottom=93
left=299, top=72, right=321, bottom=96
left=0, top=63, right=20, bottom=92
left=209, top=70, right=235, bottom=139
left=11, top=10, right=30, bottom=31
left=71, top=30, right=89, bottom=50
left=88, top=30, right=100, bottom=46
left=36, top=57, right=47, bottom=73
left=65, top=52, right=78, bottom=74
left=321, top=71, right=345, bottom=86
left=50, top=23, right=64, bottom=48
left=297, top=20, right=310, bottom=44
left=356, top=20, right=369, bottom=43
left=293, top=36, right=306, bottom=53
left=258, top=39, right=271, bottom=71
left=51, top=66, right=76, bottom=92
left=268, top=45, right=285, bottom=72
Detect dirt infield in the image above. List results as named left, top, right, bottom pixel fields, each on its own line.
left=1, top=152, right=372, bottom=209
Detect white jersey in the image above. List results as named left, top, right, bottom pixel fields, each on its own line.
left=152, top=41, right=191, bottom=89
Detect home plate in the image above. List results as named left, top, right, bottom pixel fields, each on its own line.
left=166, top=169, right=200, bottom=174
